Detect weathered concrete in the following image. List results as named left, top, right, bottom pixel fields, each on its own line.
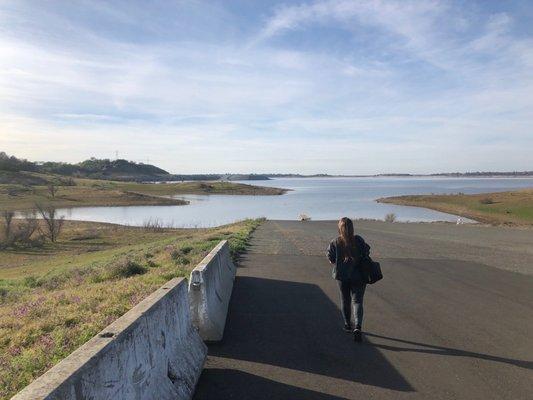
left=12, top=278, right=207, bottom=400
left=189, top=240, right=236, bottom=341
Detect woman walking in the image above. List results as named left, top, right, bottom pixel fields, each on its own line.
left=326, top=217, right=371, bottom=342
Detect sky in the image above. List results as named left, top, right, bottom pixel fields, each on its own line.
left=0, top=0, right=532, bottom=174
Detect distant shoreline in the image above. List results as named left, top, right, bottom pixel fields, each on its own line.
left=262, top=172, right=533, bottom=179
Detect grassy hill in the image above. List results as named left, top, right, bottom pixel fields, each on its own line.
left=40, top=158, right=169, bottom=180
left=1, top=152, right=170, bottom=181
left=0, top=218, right=263, bottom=399
left=0, top=152, right=271, bottom=182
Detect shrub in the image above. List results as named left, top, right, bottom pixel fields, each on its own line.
left=106, top=259, right=147, bottom=279
left=299, top=214, right=311, bottom=221
left=1, top=212, right=43, bottom=248
left=60, top=177, right=76, bottom=186
left=180, top=246, right=193, bottom=255
left=13, top=213, right=40, bottom=247
left=23, top=276, right=40, bottom=288
left=385, top=213, right=397, bottom=223
left=479, top=197, right=494, bottom=205
left=169, top=246, right=193, bottom=263
left=169, top=248, right=180, bottom=260
left=70, top=229, right=101, bottom=241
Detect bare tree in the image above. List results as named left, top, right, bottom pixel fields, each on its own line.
left=36, top=204, right=64, bottom=242
left=12, top=212, right=39, bottom=245
left=1, top=211, right=15, bottom=246
left=47, top=184, right=58, bottom=198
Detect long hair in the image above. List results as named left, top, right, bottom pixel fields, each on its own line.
left=338, top=217, right=356, bottom=263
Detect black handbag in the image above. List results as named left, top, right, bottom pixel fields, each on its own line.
left=359, top=256, right=383, bottom=284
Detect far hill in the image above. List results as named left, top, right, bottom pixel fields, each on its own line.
left=0, top=152, right=169, bottom=182
left=39, top=158, right=170, bottom=181
left=0, top=153, right=270, bottom=182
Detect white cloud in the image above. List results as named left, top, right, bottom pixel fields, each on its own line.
left=0, top=0, right=532, bottom=173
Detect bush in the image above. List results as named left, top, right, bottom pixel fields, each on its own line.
left=180, top=246, right=193, bottom=254
left=177, top=256, right=190, bottom=265
left=70, top=229, right=101, bottom=241
left=169, top=246, right=192, bottom=265
left=1, top=211, right=42, bottom=248
left=385, top=213, right=397, bottom=223
left=106, top=259, right=147, bottom=279
left=169, top=248, right=180, bottom=260
left=479, top=197, right=494, bottom=205
left=299, top=214, right=311, bottom=221
left=59, top=177, right=76, bottom=186
left=23, top=276, right=40, bottom=288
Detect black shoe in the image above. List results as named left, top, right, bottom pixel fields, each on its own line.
left=353, top=329, right=362, bottom=342
left=343, top=323, right=352, bottom=332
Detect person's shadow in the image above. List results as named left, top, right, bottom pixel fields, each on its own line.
left=365, top=333, right=533, bottom=371
left=195, top=276, right=414, bottom=399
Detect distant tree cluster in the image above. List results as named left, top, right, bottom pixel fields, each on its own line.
left=0, top=152, right=37, bottom=172
left=40, top=157, right=169, bottom=177
left=0, top=153, right=169, bottom=180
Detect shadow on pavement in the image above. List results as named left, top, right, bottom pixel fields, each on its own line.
left=193, top=369, right=349, bottom=400
left=365, top=333, right=533, bottom=371
left=195, top=276, right=414, bottom=397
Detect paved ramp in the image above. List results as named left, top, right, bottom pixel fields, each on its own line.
left=194, top=220, right=533, bottom=399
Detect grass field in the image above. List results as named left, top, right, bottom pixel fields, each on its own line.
left=0, top=171, right=287, bottom=211
left=378, top=189, right=533, bottom=225
left=0, top=218, right=263, bottom=399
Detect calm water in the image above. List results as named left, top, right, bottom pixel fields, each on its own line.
left=55, top=177, right=533, bottom=227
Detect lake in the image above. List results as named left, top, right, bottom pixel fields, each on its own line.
left=55, top=177, right=533, bottom=227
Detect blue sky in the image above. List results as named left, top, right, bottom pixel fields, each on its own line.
left=0, top=0, right=532, bottom=174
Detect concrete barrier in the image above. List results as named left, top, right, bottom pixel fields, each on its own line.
left=11, top=278, right=207, bottom=400
left=189, top=240, right=236, bottom=341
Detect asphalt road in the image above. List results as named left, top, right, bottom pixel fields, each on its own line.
left=194, top=220, right=533, bottom=399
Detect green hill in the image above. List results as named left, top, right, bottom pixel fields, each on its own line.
left=0, top=152, right=169, bottom=181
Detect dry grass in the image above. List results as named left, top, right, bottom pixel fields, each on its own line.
left=377, top=189, right=533, bottom=225
left=0, top=173, right=286, bottom=212
left=0, top=218, right=263, bottom=399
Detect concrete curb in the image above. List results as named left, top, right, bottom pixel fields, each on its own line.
left=11, top=278, right=207, bottom=400
left=189, top=240, right=236, bottom=341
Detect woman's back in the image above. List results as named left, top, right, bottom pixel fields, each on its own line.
left=327, top=234, right=370, bottom=281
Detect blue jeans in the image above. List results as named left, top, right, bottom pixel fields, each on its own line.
left=338, top=280, right=366, bottom=330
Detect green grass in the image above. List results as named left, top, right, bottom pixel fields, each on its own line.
left=377, top=189, right=533, bottom=225
left=0, top=218, right=263, bottom=399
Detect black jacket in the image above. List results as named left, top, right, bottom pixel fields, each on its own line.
left=326, top=235, right=370, bottom=281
